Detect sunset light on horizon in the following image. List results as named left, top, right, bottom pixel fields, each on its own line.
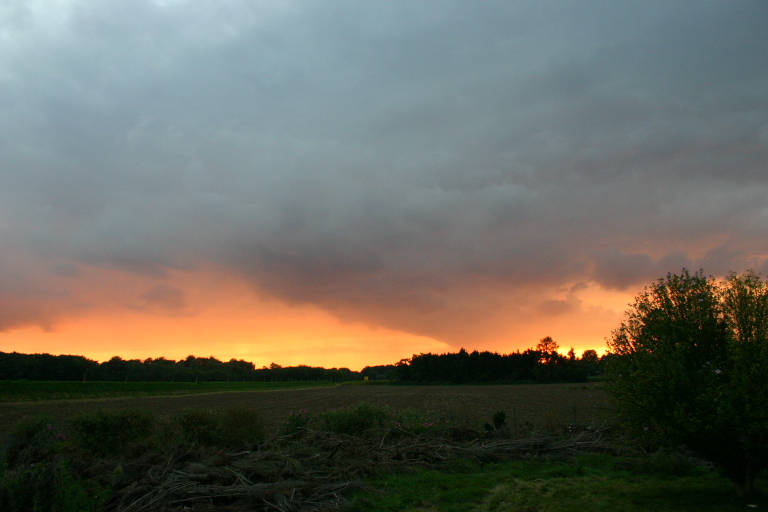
left=2, top=1, right=766, bottom=371
left=1, top=264, right=621, bottom=370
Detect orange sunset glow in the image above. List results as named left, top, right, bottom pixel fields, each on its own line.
left=2, top=1, right=766, bottom=371
left=1, top=265, right=623, bottom=370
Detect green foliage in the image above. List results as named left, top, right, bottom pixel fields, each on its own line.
left=344, top=454, right=765, bottom=512
left=216, top=408, right=265, bottom=448
left=492, top=410, right=506, bottom=430
left=391, top=408, right=451, bottom=435
left=320, top=403, right=390, bottom=435
left=281, top=409, right=310, bottom=435
left=1, top=419, right=107, bottom=512
left=170, top=408, right=264, bottom=448
left=612, top=448, right=702, bottom=478
left=0, top=461, right=107, bottom=512
left=71, top=409, right=155, bottom=455
left=607, top=269, right=768, bottom=496
left=2, top=416, right=62, bottom=468
left=484, top=410, right=508, bottom=434
left=172, top=409, right=222, bottom=446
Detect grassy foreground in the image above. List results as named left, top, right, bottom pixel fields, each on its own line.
left=0, top=380, right=337, bottom=402
left=346, top=453, right=767, bottom=512
left=1, top=387, right=764, bottom=511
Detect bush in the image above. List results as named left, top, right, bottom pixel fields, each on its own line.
left=216, top=408, right=264, bottom=448
left=392, top=408, right=450, bottom=436
left=0, top=417, right=109, bottom=511
left=607, top=269, right=768, bottom=497
left=70, top=410, right=155, bottom=455
left=613, top=448, right=702, bottom=477
left=0, top=461, right=105, bottom=512
left=171, top=408, right=264, bottom=448
left=173, top=409, right=220, bottom=446
left=2, top=416, right=62, bottom=468
left=321, top=403, right=390, bottom=435
left=281, top=409, right=310, bottom=436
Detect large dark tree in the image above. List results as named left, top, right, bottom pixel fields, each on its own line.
left=607, top=269, right=768, bottom=497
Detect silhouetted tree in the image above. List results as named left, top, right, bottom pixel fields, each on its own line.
left=580, top=349, right=600, bottom=377
left=607, top=269, right=768, bottom=497
left=535, top=336, right=559, bottom=359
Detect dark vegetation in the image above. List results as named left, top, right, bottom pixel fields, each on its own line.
left=0, top=401, right=610, bottom=511
left=0, top=380, right=764, bottom=511
left=0, top=353, right=356, bottom=383
left=1, top=340, right=604, bottom=390
left=2, top=398, right=764, bottom=511
left=607, top=269, right=768, bottom=498
left=346, top=453, right=765, bottom=512
left=393, top=342, right=602, bottom=384
left=0, top=383, right=610, bottom=445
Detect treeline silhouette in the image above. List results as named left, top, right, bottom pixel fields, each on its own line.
left=0, top=352, right=356, bottom=382
left=2, top=340, right=604, bottom=384
left=385, top=346, right=603, bottom=383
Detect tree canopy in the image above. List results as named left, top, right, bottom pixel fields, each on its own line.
left=607, top=269, right=768, bottom=496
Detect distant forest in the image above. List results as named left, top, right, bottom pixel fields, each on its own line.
left=0, top=352, right=356, bottom=383
left=389, top=346, right=602, bottom=383
left=0, top=339, right=604, bottom=384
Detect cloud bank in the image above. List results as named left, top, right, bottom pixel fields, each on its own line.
left=2, top=0, right=767, bottom=346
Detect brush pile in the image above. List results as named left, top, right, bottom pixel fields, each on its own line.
left=0, top=404, right=610, bottom=512
left=110, top=424, right=608, bottom=511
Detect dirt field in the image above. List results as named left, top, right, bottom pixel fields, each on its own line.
left=0, top=382, right=612, bottom=441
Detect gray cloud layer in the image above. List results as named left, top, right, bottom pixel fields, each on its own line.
left=2, top=0, right=767, bottom=341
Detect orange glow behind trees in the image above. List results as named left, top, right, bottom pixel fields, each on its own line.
left=0, top=266, right=622, bottom=370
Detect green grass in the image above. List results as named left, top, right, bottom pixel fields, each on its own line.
left=344, top=453, right=767, bottom=512
left=0, top=380, right=337, bottom=401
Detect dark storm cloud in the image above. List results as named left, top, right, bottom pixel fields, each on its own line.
left=1, top=0, right=767, bottom=342
left=137, top=284, right=187, bottom=314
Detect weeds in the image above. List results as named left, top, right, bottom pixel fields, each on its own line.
left=320, top=403, right=390, bottom=435
left=1, top=388, right=757, bottom=512
left=0, top=418, right=109, bottom=512
left=281, top=409, right=310, bottom=436
left=2, top=416, right=62, bottom=468
left=167, top=407, right=264, bottom=448
left=71, top=409, right=154, bottom=456
left=216, top=408, right=265, bottom=449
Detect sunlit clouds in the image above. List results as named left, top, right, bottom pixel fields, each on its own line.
left=1, top=1, right=767, bottom=367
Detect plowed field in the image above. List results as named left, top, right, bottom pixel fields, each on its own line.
left=0, top=382, right=612, bottom=441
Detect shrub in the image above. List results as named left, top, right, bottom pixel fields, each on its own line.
left=70, top=410, right=155, bottom=456
left=217, top=408, right=264, bottom=448
left=613, top=448, right=702, bottom=477
left=492, top=410, right=506, bottom=430
left=392, top=408, right=449, bottom=435
left=2, top=416, right=61, bottom=468
left=171, top=408, right=264, bottom=448
left=607, top=269, right=768, bottom=497
left=1, top=417, right=109, bottom=511
left=0, top=461, right=106, bottom=512
left=172, top=409, right=220, bottom=447
left=282, top=409, right=310, bottom=436
left=321, top=403, right=390, bottom=435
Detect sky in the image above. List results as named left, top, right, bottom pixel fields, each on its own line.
left=1, top=0, right=767, bottom=370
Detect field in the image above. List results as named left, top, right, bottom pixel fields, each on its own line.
left=0, top=381, right=610, bottom=442
left=0, top=380, right=337, bottom=403
left=1, top=382, right=765, bottom=511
